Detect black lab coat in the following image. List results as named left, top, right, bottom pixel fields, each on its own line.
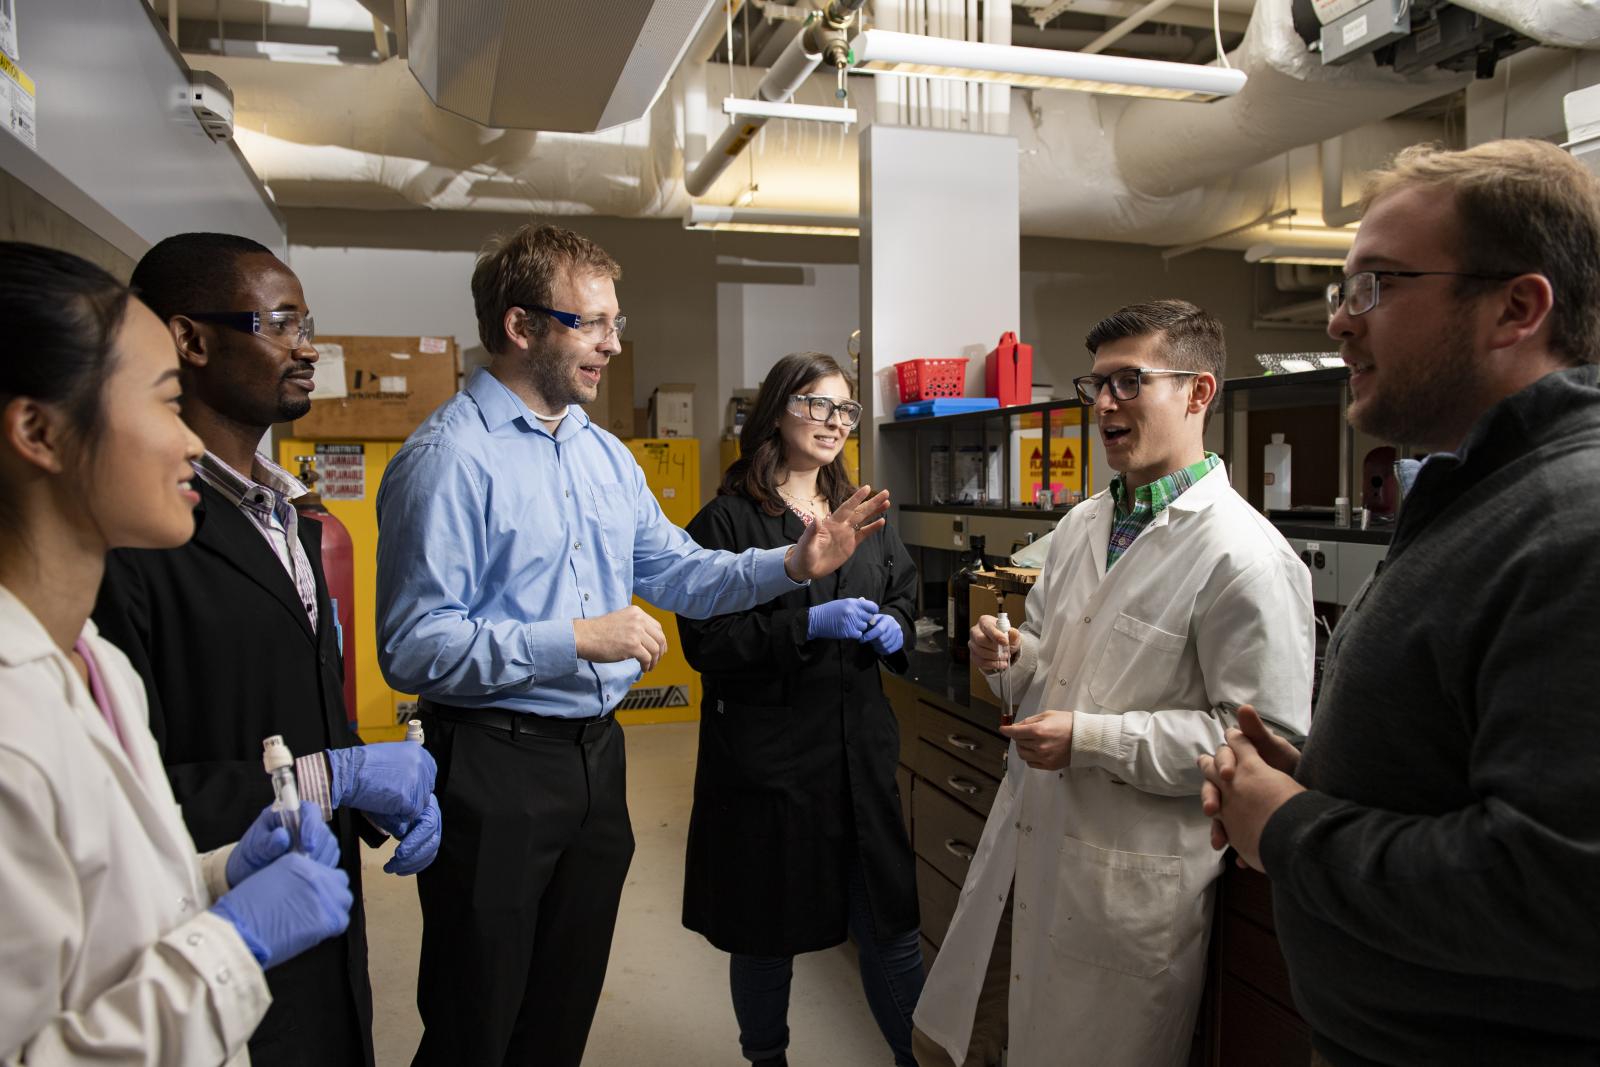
left=92, top=480, right=376, bottom=1066
left=677, top=492, right=919, bottom=956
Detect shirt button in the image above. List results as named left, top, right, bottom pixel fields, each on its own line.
left=1059, top=678, right=1068, bottom=686
left=1082, top=616, right=1091, bottom=624
left=583, top=593, right=590, bottom=602
left=573, top=541, right=582, bottom=551
left=187, top=932, right=204, bottom=947
left=216, top=968, right=231, bottom=985
left=565, top=490, right=571, bottom=498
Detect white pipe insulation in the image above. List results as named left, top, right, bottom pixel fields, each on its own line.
left=1451, top=0, right=1600, bottom=50
left=684, top=30, right=826, bottom=196
left=1112, top=0, right=1467, bottom=200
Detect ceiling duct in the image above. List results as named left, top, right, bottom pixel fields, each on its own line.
left=405, top=0, right=716, bottom=132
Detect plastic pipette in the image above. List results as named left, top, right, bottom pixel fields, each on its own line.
left=262, top=735, right=304, bottom=852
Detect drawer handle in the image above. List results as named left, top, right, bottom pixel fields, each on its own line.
left=946, top=775, right=981, bottom=796
left=945, top=733, right=979, bottom=752
left=943, top=838, right=976, bottom=861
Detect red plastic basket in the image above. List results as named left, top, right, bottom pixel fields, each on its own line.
left=895, top=357, right=968, bottom=402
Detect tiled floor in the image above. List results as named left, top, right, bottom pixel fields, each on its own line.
left=362, top=722, right=894, bottom=1065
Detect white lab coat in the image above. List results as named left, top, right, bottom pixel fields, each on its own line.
left=915, top=464, right=1314, bottom=1066
left=0, top=586, right=270, bottom=1065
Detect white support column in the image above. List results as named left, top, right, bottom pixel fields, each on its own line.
left=859, top=125, right=1020, bottom=501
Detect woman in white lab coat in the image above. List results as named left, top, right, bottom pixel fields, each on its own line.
left=0, top=242, right=353, bottom=1065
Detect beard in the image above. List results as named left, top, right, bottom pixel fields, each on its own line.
left=279, top=390, right=313, bottom=422
left=1347, top=316, right=1483, bottom=448
left=526, top=338, right=591, bottom=410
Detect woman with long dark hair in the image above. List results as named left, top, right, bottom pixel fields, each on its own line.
left=0, top=242, right=352, bottom=1063
left=678, top=352, right=924, bottom=1067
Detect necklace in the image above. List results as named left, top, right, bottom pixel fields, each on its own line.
left=777, top=486, right=827, bottom=517
left=529, top=404, right=569, bottom=422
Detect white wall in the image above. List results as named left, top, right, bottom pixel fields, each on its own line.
left=287, top=245, right=485, bottom=366
left=717, top=260, right=861, bottom=390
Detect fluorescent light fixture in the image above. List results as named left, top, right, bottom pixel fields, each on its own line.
left=848, top=29, right=1247, bottom=102
left=684, top=205, right=859, bottom=237
left=723, top=97, right=858, bottom=126
left=1255, top=352, right=1345, bottom=374
left=1245, top=242, right=1350, bottom=267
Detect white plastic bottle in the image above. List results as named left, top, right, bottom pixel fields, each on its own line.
left=262, top=735, right=303, bottom=851
left=1263, top=433, right=1292, bottom=512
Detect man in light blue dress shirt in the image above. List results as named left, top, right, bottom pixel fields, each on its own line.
left=375, top=223, right=889, bottom=1067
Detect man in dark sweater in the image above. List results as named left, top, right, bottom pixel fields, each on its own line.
left=1198, top=139, right=1600, bottom=1066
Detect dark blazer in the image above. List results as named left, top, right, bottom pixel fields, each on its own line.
left=92, top=479, right=376, bottom=1067
left=677, top=493, right=920, bottom=956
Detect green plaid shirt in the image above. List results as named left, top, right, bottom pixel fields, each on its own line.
left=1106, top=453, right=1220, bottom=569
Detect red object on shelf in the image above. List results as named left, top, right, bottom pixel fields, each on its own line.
left=895, top=357, right=968, bottom=402
left=984, top=332, right=1033, bottom=407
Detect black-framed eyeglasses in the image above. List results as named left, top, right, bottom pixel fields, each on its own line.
left=1325, top=270, right=1518, bottom=318
left=1073, top=367, right=1199, bottom=405
left=519, top=305, right=626, bottom=340
left=787, top=394, right=862, bottom=427
left=187, top=309, right=315, bottom=350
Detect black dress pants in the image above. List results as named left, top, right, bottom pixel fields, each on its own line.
left=411, top=706, right=635, bottom=1067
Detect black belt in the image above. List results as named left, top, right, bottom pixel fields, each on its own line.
left=421, top=700, right=615, bottom=744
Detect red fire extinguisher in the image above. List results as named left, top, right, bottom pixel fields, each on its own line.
left=294, top=455, right=358, bottom=730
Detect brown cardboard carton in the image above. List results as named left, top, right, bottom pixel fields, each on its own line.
left=649, top=383, right=695, bottom=438
left=968, top=578, right=1003, bottom=706
left=290, top=335, right=459, bottom=440
left=585, top=340, right=634, bottom=437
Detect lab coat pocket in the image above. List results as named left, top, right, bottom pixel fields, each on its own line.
left=1087, top=612, right=1187, bottom=711
left=588, top=482, right=635, bottom=562
left=1049, top=834, right=1183, bottom=978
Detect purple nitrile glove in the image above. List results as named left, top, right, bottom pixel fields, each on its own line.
left=807, top=598, right=879, bottom=642
left=861, top=614, right=904, bottom=656
left=225, top=801, right=338, bottom=888
left=368, top=794, right=442, bottom=876
left=210, top=851, right=352, bottom=969
left=326, top=742, right=436, bottom=819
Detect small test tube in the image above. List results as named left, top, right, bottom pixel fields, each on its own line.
left=405, top=719, right=424, bottom=744
left=996, top=612, right=1015, bottom=727
left=262, top=735, right=304, bottom=852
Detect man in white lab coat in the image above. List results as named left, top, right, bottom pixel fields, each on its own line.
left=913, top=300, right=1315, bottom=1067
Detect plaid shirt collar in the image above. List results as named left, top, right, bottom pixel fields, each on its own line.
left=193, top=450, right=309, bottom=515
left=1106, top=452, right=1220, bottom=569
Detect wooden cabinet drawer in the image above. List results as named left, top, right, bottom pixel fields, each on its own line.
left=1216, top=973, right=1311, bottom=1067
left=1223, top=862, right=1278, bottom=931
left=912, top=739, right=1001, bottom=818
left=916, top=857, right=961, bottom=948
left=917, top=701, right=1007, bottom=780
left=914, top=779, right=987, bottom=889
left=1221, top=912, right=1296, bottom=1013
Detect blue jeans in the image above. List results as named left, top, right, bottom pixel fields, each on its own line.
left=729, top=857, right=925, bottom=1066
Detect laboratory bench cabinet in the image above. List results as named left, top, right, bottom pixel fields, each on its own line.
left=886, top=649, right=1313, bottom=1067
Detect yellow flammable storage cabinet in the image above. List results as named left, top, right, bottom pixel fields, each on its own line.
left=621, top=438, right=704, bottom=725
left=283, top=436, right=705, bottom=736
left=279, top=437, right=414, bottom=741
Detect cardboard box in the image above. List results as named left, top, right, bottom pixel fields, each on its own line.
left=649, top=383, right=695, bottom=438
left=968, top=575, right=1035, bottom=706
left=584, top=340, right=634, bottom=437
left=291, top=335, right=459, bottom=440
left=968, top=578, right=1004, bottom=706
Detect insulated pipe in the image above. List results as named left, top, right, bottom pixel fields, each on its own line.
left=684, top=0, right=866, bottom=198
left=1320, top=136, right=1363, bottom=228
